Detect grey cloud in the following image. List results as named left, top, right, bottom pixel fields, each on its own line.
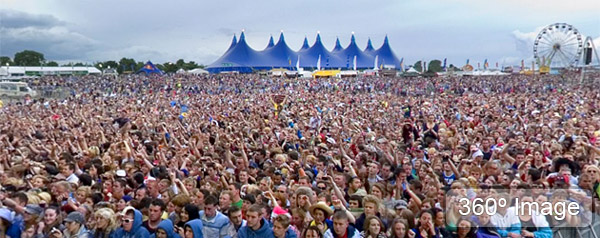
left=0, top=9, right=64, bottom=29
left=0, top=10, right=97, bottom=61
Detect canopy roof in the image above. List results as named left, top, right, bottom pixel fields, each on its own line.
left=136, top=61, right=164, bottom=75
left=337, top=34, right=374, bottom=69
left=313, top=70, right=341, bottom=77
left=260, top=33, right=298, bottom=68
left=207, top=32, right=402, bottom=73
left=188, top=68, right=209, bottom=75
left=372, top=36, right=402, bottom=69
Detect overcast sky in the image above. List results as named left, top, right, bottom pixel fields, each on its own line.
left=1, top=0, right=599, bottom=67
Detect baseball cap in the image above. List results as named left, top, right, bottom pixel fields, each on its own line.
left=116, top=170, right=127, bottom=177
left=64, top=211, right=85, bottom=224
left=395, top=200, right=408, bottom=210
left=25, top=204, right=44, bottom=216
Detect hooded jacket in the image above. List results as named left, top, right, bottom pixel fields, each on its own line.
left=150, top=220, right=181, bottom=238
left=323, top=224, right=360, bottom=238
left=114, top=209, right=151, bottom=238
left=64, top=225, right=92, bottom=238
left=237, top=218, right=274, bottom=238
left=283, top=228, right=298, bottom=238
left=199, top=211, right=233, bottom=238
left=185, top=219, right=204, bottom=238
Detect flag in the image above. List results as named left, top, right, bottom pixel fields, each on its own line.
left=317, top=55, right=321, bottom=70
left=484, top=59, right=488, bottom=69
left=442, top=58, right=447, bottom=70
left=478, top=62, right=480, bottom=69
left=422, top=61, right=426, bottom=72
left=399, top=58, right=404, bottom=72
left=373, top=55, right=379, bottom=70
left=521, top=60, right=525, bottom=69
left=496, top=62, right=498, bottom=68
left=466, top=59, right=470, bottom=65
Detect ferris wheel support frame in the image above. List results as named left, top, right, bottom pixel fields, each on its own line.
left=580, top=36, right=600, bottom=84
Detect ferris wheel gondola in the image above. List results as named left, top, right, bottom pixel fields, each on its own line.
left=533, top=23, right=583, bottom=68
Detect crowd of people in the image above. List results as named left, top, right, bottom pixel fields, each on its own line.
left=1, top=71, right=600, bottom=238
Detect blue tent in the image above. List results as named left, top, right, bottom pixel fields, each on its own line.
left=136, top=61, right=164, bottom=75
left=259, top=32, right=298, bottom=69
left=297, top=34, right=342, bottom=69
left=299, top=37, right=310, bottom=51
left=206, top=32, right=402, bottom=73
left=331, top=37, right=344, bottom=53
left=335, top=34, right=374, bottom=69
left=264, top=35, right=275, bottom=50
left=206, top=32, right=263, bottom=73
left=364, top=38, right=376, bottom=55
left=372, top=36, right=402, bottom=69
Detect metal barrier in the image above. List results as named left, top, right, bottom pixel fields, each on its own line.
left=553, top=214, right=600, bottom=238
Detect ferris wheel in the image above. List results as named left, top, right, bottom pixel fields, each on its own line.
left=533, top=23, right=583, bottom=68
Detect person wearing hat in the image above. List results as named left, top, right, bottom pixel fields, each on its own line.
left=23, top=204, right=44, bottom=228
left=308, top=202, right=333, bottom=234
left=56, top=211, right=91, bottom=238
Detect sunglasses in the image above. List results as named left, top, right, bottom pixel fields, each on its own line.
left=318, top=186, right=327, bottom=190
left=122, top=218, right=134, bottom=224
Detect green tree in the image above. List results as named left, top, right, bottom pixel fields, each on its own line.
left=448, top=64, right=461, bottom=71
left=176, top=59, right=185, bottom=68
left=162, top=62, right=178, bottom=73
left=427, top=60, right=443, bottom=73
left=14, top=50, right=45, bottom=66
left=103, top=61, right=119, bottom=70
left=118, top=58, right=137, bottom=74
left=413, top=61, right=423, bottom=72
left=0, top=56, right=13, bottom=66
left=73, top=62, right=85, bottom=66
left=184, top=61, right=200, bottom=70
left=46, top=61, right=59, bottom=66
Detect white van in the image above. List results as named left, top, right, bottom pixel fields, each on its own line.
left=0, top=81, right=38, bottom=98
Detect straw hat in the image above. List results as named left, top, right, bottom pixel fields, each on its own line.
left=309, top=202, right=333, bottom=218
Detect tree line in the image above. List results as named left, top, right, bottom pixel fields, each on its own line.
left=1, top=50, right=204, bottom=74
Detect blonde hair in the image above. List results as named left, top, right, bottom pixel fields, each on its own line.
left=183, top=177, right=197, bottom=188
left=362, top=195, right=382, bottom=211
left=94, top=208, right=118, bottom=231
left=32, top=175, right=49, bottom=184
left=77, top=186, right=92, bottom=197
left=37, top=192, right=52, bottom=204
left=26, top=192, right=41, bottom=204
